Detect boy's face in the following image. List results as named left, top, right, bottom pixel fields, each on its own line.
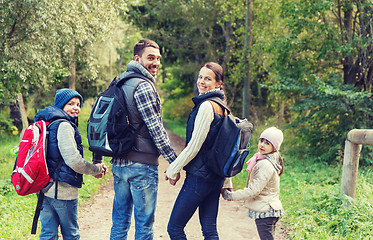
left=134, top=47, right=161, bottom=76
left=63, top=97, right=81, bottom=117
left=258, top=138, right=275, bottom=155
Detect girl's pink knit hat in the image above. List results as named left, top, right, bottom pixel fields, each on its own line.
left=259, top=127, right=284, bottom=151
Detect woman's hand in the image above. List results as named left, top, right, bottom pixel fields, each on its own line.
left=165, top=171, right=180, bottom=186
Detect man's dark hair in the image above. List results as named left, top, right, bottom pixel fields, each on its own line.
left=134, top=39, right=160, bottom=57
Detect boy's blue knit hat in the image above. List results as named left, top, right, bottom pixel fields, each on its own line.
left=54, top=88, right=83, bottom=109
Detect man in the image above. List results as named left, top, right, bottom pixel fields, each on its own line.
left=93, top=39, right=179, bottom=239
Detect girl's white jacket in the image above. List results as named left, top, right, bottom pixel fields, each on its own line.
left=231, top=152, right=283, bottom=213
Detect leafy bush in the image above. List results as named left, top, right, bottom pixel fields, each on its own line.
left=162, top=94, right=194, bottom=120
left=268, top=74, right=373, bottom=165
left=0, top=111, right=17, bottom=136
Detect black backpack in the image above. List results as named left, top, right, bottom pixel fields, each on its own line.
left=206, top=98, right=254, bottom=177
left=87, top=73, right=149, bottom=157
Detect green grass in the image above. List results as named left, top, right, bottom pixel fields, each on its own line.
left=163, top=117, right=187, bottom=139
left=163, top=118, right=373, bottom=240
left=0, top=102, right=111, bottom=239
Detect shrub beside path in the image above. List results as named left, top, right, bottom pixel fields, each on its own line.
left=78, top=129, right=288, bottom=239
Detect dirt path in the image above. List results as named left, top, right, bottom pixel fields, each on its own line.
left=78, top=129, right=288, bottom=240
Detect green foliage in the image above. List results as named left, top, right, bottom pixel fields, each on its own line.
left=162, top=118, right=187, bottom=140
left=280, top=161, right=373, bottom=239
left=162, top=94, right=194, bottom=121
left=0, top=111, right=17, bottom=136
left=0, top=0, right=128, bottom=124
left=267, top=74, right=373, bottom=164
left=266, top=0, right=373, bottom=165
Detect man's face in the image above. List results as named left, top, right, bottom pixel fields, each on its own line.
left=134, top=47, right=161, bottom=77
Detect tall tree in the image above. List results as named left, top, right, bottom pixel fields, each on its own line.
left=1, top=0, right=126, bottom=135
left=270, top=0, right=373, bottom=163
left=242, top=0, right=253, bottom=119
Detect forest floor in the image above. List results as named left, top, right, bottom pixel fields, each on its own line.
left=78, top=129, right=289, bottom=240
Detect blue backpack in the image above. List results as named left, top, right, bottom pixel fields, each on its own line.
left=87, top=73, right=148, bottom=157
left=206, top=98, right=253, bottom=177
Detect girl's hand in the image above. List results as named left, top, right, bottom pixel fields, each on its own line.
left=222, top=189, right=233, bottom=201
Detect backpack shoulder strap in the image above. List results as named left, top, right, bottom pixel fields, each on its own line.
left=118, top=72, right=159, bottom=95
left=207, top=98, right=229, bottom=116
left=208, top=100, right=226, bottom=116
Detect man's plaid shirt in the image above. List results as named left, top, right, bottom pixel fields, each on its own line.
left=131, top=81, right=177, bottom=163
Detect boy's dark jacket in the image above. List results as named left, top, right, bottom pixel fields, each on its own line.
left=34, top=106, right=83, bottom=188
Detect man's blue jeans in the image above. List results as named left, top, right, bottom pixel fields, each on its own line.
left=110, top=161, right=158, bottom=240
left=39, top=196, right=79, bottom=240
left=167, top=173, right=224, bottom=240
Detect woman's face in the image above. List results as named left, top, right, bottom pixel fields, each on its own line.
left=63, top=97, right=81, bottom=117
left=197, top=67, right=222, bottom=94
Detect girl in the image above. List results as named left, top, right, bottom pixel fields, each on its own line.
left=222, top=126, right=284, bottom=240
left=34, top=89, right=106, bottom=240
left=165, top=62, right=228, bottom=239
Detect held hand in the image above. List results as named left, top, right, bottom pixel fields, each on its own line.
left=165, top=171, right=180, bottom=186
left=168, top=172, right=180, bottom=186
left=164, top=170, right=169, bottom=181
left=221, top=187, right=233, bottom=195
left=222, top=189, right=233, bottom=201
left=94, top=163, right=106, bottom=178
left=94, top=173, right=103, bottom=178
left=101, top=163, right=108, bottom=175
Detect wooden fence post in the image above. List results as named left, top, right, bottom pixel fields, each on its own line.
left=341, top=129, right=373, bottom=202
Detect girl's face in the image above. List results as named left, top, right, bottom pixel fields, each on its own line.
left=258, top=138, right=275, bottom=155
left=197, top=67, right=222, bottom=94
left=63, top=97, right=81, bottom=117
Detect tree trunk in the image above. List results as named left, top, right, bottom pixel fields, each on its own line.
left=278, top=100, right=284, bottom=128
left=109, top=44, right=112, bottom=80
left=118, top=51, right=123, bottom=76
left=242, top=0, right=252, bottom=119
left=342, top=5, right=354, bottom=85
left=69, top=40, right=76, bottom=90
left=221, top=11, right=232, bottom=74
left=16, top=92, right=29, bottom=139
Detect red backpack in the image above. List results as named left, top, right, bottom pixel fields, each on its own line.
left=11, top=119, right=65, bottom=234
left=12, top=120, right=50, bottom=196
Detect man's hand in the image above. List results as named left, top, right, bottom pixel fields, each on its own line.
left=101, top=163, right=108, bottom=175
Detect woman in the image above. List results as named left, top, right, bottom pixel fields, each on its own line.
left=166, top=62, right=229, bottom=239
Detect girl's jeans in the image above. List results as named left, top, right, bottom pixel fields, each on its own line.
left=167, top=173, right=224, bottom=240
left=110, top=161, right=158, bottom=240
left=255, top=217, right=279, bottom=240
left=39, top=196, right=79, bottom=240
